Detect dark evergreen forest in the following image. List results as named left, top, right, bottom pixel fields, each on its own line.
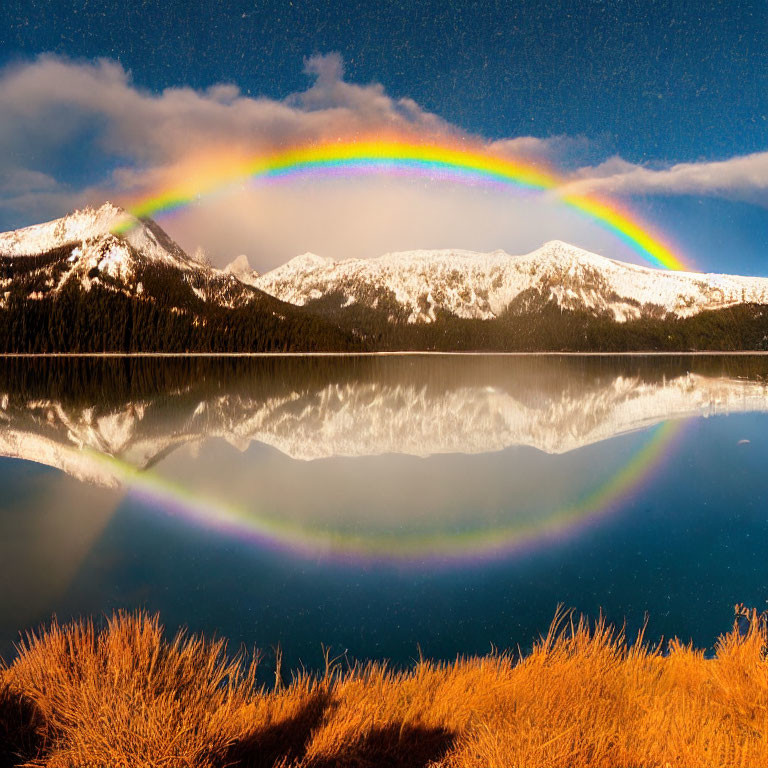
left=0, top=254, right=358, bottom=353
left=3, top=245, right=768, bottom=353
left=303, top=295, right=768, bottom=352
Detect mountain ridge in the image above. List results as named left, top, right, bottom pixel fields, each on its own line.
left=2, top=204, right=768, bottom=352
left=251, top=241, right=768, bottom=324
left=0, top=204, right=358, bottom=353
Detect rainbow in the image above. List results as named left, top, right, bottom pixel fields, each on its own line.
left=88, top=418, right=686, bottom=565
left=117, top=140, right=688, bottom=271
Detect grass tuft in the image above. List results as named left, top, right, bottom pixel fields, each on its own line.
left=0, top=606, right=766, bottom=767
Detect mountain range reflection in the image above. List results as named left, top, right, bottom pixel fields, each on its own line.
left=1, top=356, right=767, bottom=487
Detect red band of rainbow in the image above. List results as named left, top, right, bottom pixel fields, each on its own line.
left=116, top=140, right=687, bottom=271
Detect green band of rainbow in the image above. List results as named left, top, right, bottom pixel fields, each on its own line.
left=117, top=140, right=687, bottom=270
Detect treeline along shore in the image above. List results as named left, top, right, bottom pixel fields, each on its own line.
left=3, top=280, right=768, bottom=354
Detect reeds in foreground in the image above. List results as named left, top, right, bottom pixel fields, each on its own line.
left=1, top=606, right=766, bottom=767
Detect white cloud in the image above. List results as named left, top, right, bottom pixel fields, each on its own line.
left=303, top=51, right=346, bottom=85
left=563, top=152, right=768, bottom=204
left=0, top=168, right=59, bottom=195
left=0, top=53, right=452, bottom=170
left=489, top=135, right=599, bottom=169
left=0, top=53, right=459, bottom=231
left=0, top=53, right=766, bottom=268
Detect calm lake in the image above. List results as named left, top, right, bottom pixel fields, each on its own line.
left=1, top=354, right=767, bottom=672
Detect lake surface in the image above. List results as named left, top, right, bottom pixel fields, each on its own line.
left=1, top=354, right=767, bottom=673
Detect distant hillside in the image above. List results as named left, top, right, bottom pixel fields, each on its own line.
left=253, top=242, right=768, bottom=323
left=248, top=243, right=768, bottom=351
left=2, top=204, right=768, bottom=352
left=0, top=204, right=356, bottom=353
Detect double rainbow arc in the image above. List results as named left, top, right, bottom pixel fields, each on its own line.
left=118, top=140, right=688, bottom=271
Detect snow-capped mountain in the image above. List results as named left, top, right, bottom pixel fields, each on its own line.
left=3, top=204, right=768, bottom=352
left=1, top=359, right=767, bottom=485
left=253, top=242, right=768, bottom=323
left=224, top=254, right=259, bottom=282
left=0, top=204, right=355, bottom=352
left=0, top=202, right=261, bottom=309
left=0, top=202, right=190, bottom=267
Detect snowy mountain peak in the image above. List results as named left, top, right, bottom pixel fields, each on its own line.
left=0, top=204, right=264, bottom=313
left=536, top=239, right=607, bottom=261
left=0, top=202, right=194, bottom=272
left=287, top=252, right=334, bottom=270
left=0, top=202, right=130, bottom=257
left=224, top=254, right=259, bottom=281
left=255, top=242, right=768, bottom=323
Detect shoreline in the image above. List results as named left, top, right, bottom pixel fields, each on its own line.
left=2, top=350, right=768, bottom=358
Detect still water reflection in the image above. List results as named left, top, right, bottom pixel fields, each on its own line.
left=1, top=355, right=767, bottom=671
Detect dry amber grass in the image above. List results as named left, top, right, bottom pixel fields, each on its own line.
left=1, top=606, right=766, bottom=768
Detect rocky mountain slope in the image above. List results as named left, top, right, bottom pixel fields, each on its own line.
left=3, top=204, right=768, bottom=351
left=251, top=242, right=768, bottom=324
left=0, top=204, right=354, bottom=352
left=2, top=203, right=267, bottom=309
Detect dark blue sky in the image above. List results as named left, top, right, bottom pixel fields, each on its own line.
left=2, top=0, right=766, bottom=162
left=1, top=0, right=766, bottom=273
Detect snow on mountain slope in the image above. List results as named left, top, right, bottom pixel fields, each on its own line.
left=0, top=204, right=127, bottom=257
left=2, top=368, right=767, bottom=485
left=253, top=242, right=768, bottom=323
left=0, top=202, right=194, bottom=268
left=0, top=203, right=194, bottom=303
left=0, top=203, right=265, bottom=310
left=224, top=254, right=259, bottom=282
left=7, top=205, right=767, bottom=329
